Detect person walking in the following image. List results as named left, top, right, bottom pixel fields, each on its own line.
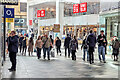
left=55, top=37, right=61, bottom=56
left=70, top=36, right=78, bottom=60
left=22, top=37, right=27, bottom=56
left=7, top=31, right=19, bottom=72
left=28, top=37, right=34, bottom=56
left=64, top=34, right=71, bottom=58
left=50, top=35, right=54, bottom=50
left=86, top=30, right=97, bottom=64
left=35, top=36, right=43, bottom=59
left=81, top=36, right=89, bottom=61
left=97, top=30, right=107, bottom=63
left=42, top=35, right=52, bottom=60
left=19, top=34, right=24, bottom=54
left=112, top=37, right=120, bottom=61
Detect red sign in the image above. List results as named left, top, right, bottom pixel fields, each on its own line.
left=40, top=10, right=45, bottom=17
left=80, top=2, right=87, bottom=13
left=29, top=20, right=32, bottom=26
left=37, top=10, right=41, bottom=17
left=73, top=4, right=79, bottom=13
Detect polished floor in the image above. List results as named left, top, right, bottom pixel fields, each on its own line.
left=2, top=46, right=119, bottom=79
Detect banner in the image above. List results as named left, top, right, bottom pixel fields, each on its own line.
left=73, top=4, right=80, bottom=13
left=80, top=2, right=87, bottom=13
left=0, top=0, right=18, bottom=5
left=40, top=10, right=45, bottom=17
left=29, top=20, right=32, bottom=26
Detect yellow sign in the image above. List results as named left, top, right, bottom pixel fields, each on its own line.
left=6, top=18, right=14, bottom=22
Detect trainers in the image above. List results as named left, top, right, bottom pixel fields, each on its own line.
left=103, top=61, right=106, bottom=63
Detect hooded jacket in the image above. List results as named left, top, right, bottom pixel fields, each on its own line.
left=87, top=33, right=97, bottom=48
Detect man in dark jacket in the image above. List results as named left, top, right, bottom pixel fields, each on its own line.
left=97, top=30, right=107, bottom=63
left=8, top=31, right=19, bottom=71
left=87, top=30, right=97, bottom=64
left=55, top=37, right=61, bottom=55
left=64, top=34, right=71, bottom=58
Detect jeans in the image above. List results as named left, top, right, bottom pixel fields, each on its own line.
left=9, top=52, right=17, bottom=69
left=37, top=47, right=41, bottom=59
left=22, top=46, right=27, bottom=55
left=98, top=46, right=105, bottom=61
left=88, top=47, right=94, bottom=64
left=43, top=47, right=50, bottom=60
left=83, top=49, right=89, bottom=61
left=57, top=46, right=61, bottom=55
left=71, top=50, right=76, bottom=60
left=65, top=47, right=70, bottom=57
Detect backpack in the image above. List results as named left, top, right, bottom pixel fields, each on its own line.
left=70, top=40, right=77, bottom=50
left=113, top=40, right=120, bottom=49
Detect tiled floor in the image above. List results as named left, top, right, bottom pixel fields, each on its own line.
left=1, top=47, right=119, bottom=79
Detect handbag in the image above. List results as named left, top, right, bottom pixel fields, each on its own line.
left=50, top=49, right=55, bottom=57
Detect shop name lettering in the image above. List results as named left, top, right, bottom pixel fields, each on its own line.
left=0, top=0, right=18, bottom=3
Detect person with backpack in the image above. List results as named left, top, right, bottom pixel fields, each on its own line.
left=97, top=30, right=107, bottom=63
left=81, top=35, right=89, bottom=61
left=55, top=37, right=61, bottom=56
left=70, top=36, right=78, bottom=60
left=86, top=30, right=97, bottom=64
left=112, top=37, right=120, bottom=61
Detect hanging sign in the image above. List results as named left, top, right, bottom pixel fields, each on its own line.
left=73, top=4, right=80, bottom=13
left=80, top=2, right=87, bottom=13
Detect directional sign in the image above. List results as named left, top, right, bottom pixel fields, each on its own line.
left=4, top=8, right=14, bottom=18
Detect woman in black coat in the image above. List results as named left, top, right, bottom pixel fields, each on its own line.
left=55, top=37, right=61, bottom=56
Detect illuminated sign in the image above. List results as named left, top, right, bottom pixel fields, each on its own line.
left=29, top=20, right=32, bottom=26
left=40, top=10, right=45, bottom=17
left=73, top=4, right=80, bottom=13
left=80, top=2, right=87, bottom=13
left=0, top=0, right=18, bottom=5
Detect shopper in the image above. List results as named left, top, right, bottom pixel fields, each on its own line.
left=55, top=37, right=61, bottom=56
left=97, top=30, right=107, bottom=63
left=50, top=35, right=54, bottom=50
left=112, top=37, right=120, bottom=61
left=22, top=37, right=27, bottom=56
left=35, top=36, right=43, bottom=59
left=64, top=34, right=71, bottom=58
left=81, top=35, right=89, bottom=61
left=86, top=30, right=97, bottom=64
left=19, top=34, right=24, bottom=53
left=70, top=36, right=78, bottom=60
left=28, top=37, right=34, bottom=56
left=42, top=35, right=52, bottom=60
left=7, top=31, right=19, bottom=72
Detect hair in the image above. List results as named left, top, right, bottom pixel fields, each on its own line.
left=101, top=30, right=104, bottom=32
left=11, top=31, right=16, bottom=34
left=90, top=30, right=93, bottom=33
left=37, top=36, right=41, bottom=40
left=67, top=34, right=69, bottom=37
left=57, top=37, right=59, bottom=40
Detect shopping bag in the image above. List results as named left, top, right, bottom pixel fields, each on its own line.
left=50, top=48, right=55, bottom=57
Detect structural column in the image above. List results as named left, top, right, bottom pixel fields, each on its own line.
left=56, top=0, right=64, bottom=39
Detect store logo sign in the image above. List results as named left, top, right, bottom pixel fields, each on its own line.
left=37, top=10, right=45, bottom=17
left=29, top=20, right=32, bottom=26
left=73, top=2, right=87, bottom=13
left=73, top=4, right=80, bottom=13
left=80, top=2, right=87, bottom=13
left=4, top=8, right=14, bottom=18
left=0, top=0, right=18, bottom=5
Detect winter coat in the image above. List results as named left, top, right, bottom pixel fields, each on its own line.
left=97, top=34, right=107, bottom=47
left=70, top=39, right=78, bottom=51
left=28, top=40, right=34, bottom=52
left=56, top=39, right=61, bottom=47
left=87, top=33, right=97, bottom=48
left=81, top=39, right=88, bottom=49
left=19, top=37, right=24, bottom=46
left=22, top=39, right=27, bottom=47
left=64, top=36, right=71, bottom=48
left=42, top=37, right=51, bottom=48
left=8, top=35, right=19, bottom=53
left=35, top=40, right=43, bottom=49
